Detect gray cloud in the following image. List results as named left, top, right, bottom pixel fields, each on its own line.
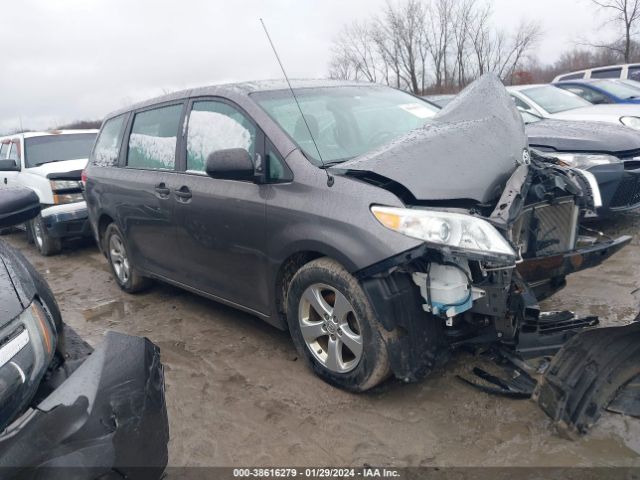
left=0, top=0, right=611, bottom=132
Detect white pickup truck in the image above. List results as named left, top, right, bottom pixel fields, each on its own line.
left=0, top=130, right=97, bottom=255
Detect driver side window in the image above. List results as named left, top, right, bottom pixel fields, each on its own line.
left=186, top=100, right=256, bottom=173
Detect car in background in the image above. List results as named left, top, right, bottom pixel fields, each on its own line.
left=507, top=84, right=640, bottom=130
left=84, top=74, right=628, bottom=393
left=0, top=130, right=97, bottom=255
left=553, top=63, right=640, bottom=82
left=426, top=93, right=640, bottom=216
left=554, top=79, right=640, bottom=104
left=519, top=109, right=640, bottom=216
left=0, top=186, right=168, bottom=476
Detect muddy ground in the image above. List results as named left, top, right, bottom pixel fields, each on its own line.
left=4, top=212, right=640, bottom=468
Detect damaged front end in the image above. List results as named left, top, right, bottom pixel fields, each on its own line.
left=344, top=74, right=636, bottom=434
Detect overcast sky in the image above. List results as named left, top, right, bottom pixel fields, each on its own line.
left=0, top=0, right=615, bottom=132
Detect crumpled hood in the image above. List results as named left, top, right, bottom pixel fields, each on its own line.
left=25, top=158, right=88, bottom=178
left=526, top=119, right=640, bottom=154
left=338, top=74, right=527, bottom=203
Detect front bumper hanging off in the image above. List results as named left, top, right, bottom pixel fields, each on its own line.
left=40, top=201, right=92, bottom=239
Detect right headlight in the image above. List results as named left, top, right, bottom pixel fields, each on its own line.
left=553, top=153, right=621, bottom=169
left=371, top=206, right=516, bottom=263
left=620, top=116, right=640, bottom=129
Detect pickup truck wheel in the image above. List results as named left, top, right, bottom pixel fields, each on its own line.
left=104, top=223, right=150, bottom=293
left=30, top=215, right=62, bottom=256
left=287, top=257, right=390, bottom=392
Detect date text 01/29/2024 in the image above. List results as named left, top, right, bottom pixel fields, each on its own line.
left=232, top=468, right=401, bottom=477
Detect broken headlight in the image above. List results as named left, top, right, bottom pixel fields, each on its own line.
left=554, top=153, right=621, bottom=169
left=371, top=206, right=516, bottom=262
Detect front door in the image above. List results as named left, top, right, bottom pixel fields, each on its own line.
left=171, top=98, right=270, bottom=314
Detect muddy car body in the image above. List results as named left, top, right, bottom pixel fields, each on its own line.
left=0, top=187, right=169, bottom=476
left=85, top=74, right=628, bottom=392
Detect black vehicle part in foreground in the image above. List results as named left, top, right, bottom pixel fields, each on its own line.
left=458, top=317, right=640, bottom=437
left=0, top=330, right=169, bottom=479
left=0, top=187, right=168, bottom=478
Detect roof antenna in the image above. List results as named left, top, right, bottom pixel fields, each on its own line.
left=260, top=18, right=334, bottom=187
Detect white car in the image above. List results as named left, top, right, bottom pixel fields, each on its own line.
left=0, top=130, right=97, bottom=255
left=507, top=84, right=640, bottom=130
left=553, top=63, right=640, bottom=82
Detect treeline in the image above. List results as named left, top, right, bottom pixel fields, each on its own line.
left=328, top=0, right=540, bottom=94
left=329, top=0, right=640, bottom=94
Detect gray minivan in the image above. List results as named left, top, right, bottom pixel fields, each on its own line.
left=84, top=75, right=628, bottom=391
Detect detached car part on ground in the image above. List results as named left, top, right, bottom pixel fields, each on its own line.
left=0, top=130, right=97, bottom=256
left=85, top=74, right=638, bottom=435
left=0, top=187, right=168, bottom=478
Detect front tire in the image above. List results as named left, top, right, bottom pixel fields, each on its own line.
left=30, top=215, right=62, bottom=256
left=104, top=223, right=150, bottom=293
left=286, top=257, right=390, bottom=392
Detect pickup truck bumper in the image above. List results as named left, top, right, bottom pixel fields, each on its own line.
left=0, top=330, right=169, bottom=479
left=41, top=201, right=92, bottom=239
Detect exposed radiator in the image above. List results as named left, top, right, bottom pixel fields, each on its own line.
left=511, top=199, right=578, bottom=257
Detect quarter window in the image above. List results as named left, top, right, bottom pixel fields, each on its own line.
left=0, top=142, right=9, bottom=158
left=186, top=100, right=256, bottom=172
left=92, top=115, right=126, bottom=167
left=127, top=104, right=182, bottom=170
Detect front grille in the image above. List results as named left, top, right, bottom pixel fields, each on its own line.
left=610, top=174, right=640, bottom=209
left=511, top=199, right=578, bottom=257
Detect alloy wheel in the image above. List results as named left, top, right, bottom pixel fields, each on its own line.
left=109, top=234, right=130, bottom=284
left=298, top=283, right=363, bottom=373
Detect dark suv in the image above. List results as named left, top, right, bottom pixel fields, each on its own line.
left=84, top=75, right=628, bottom=392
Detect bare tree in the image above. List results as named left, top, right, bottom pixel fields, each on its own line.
left=589, top=0, right=640, bottom=62
left=329, top=21, right=379, bottom=82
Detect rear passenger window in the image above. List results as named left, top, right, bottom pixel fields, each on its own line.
left=92, top=115, right=126, bottom=167
left=591, top=68, right=622, bottom=79
left=186, top=100, right=256, bottom=172
left=127, top=104, right=182, bottom=170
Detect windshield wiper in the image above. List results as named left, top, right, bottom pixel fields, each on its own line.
left=34, top=159, right=68, bottom=166
left=319, top=160, right=347, bottom=169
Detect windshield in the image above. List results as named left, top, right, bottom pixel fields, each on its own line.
left=25, top=133, right=97, bottom=168
left=520, top=86, right=591, bottom=114
left=592, top=79, right=640, bottom=99
left=252, top=86, right=438, bottom=165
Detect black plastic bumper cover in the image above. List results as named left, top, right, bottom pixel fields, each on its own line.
left=534, top=321, right=640, bottom=437
left=0, top=331, right=169, bottom=479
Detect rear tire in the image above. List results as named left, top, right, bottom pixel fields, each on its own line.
left=286, top=257, right=390, bottom=392
left=30, top=215, right=62, bottom=256
left=104, top=223, right=151, bottom=293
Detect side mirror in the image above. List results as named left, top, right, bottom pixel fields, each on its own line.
left=205, top=148, right=254, bottom=181
left=0, top=159, right=19, bottom=171
left=0, top=187, right=41, bottom=228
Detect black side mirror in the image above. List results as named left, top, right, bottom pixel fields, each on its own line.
left=205, top=148, right=254, bottom=181
left=0, top=187, right=41, bottom=228
left=0, top=159, right=19, bottom=171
